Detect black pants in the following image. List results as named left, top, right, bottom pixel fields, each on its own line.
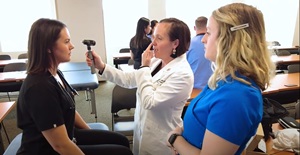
left=74, top=129, right=133, bottom=155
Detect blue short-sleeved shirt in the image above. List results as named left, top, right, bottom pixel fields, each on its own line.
left=182, top=74, right=263, bottom=155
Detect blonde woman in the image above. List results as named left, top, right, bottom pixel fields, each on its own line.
left=167, top=3, right=275, bottom=155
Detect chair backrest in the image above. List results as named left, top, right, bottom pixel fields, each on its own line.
left=287, top=64, right=300, bottom=73
left=119, top=48, right=130, bottom=53
left=0, top=54, right=11, bottom=60
left=111, top=85, right=136, bottom=137
left=111, top=85, right=136, bottom=114
left=128, top=59, right=134, bottom=65
left=275, top=49, right=291, bottom=56
left=18, top=53, right=28, bottom=59
left=295, top=100, right=300, bottom=119
left=3, top=62, right=27, bottom=72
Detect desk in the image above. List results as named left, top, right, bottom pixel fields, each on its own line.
left=253, top=120, right=299, bottom=155
left=113, top=53, right=131, bottom=68
left=0, top=59, right=27, bottom=72
left=0, top=71, right=26, bottom=83
left=263, top=72, right=300, bottom=95
left=0, top=101, right=16, bottom=154
left=264, top=122, right=296, bottom=155
left=271, top=54, right=300, bottom=65
left=273, top=46, right=300, bottom=55
left=0, top=59, right=27, bottom=67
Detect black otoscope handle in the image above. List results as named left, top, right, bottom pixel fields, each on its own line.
left=87, top=46, right=96, bottom=74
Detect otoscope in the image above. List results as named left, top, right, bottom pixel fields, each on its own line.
left=82, top=39, right=96, bottom=74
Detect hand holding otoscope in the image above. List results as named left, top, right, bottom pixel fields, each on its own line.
left=82, top=40, right=96, bottom=74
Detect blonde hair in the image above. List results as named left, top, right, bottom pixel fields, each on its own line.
left=208, top=3, right=275, bottom=91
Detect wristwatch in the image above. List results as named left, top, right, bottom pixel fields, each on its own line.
left=168, top=133, right=180, bottom=147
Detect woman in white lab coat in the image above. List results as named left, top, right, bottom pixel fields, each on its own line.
left=86, top=18, right=193, bottom=155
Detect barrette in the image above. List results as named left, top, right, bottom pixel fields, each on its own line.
left=230, top=23, right=249, bottom=31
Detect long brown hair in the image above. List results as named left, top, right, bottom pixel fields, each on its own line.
left=27, top=18, right=66, bottom=74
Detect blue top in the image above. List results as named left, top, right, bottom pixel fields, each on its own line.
left=186, top=34, right=213, bottom=89
left=182, top=74, right=263, bottom=155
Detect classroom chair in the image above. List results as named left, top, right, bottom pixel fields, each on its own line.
left=3, top=122, right=109, bottom=155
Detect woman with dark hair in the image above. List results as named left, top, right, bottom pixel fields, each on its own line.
left=129, top=17, right=152, bottom=69
left=147, top=20, right=158, bottom=40
left=17, top=18, right=132, bottom=155
left=86, top=18, right=194, bottom=155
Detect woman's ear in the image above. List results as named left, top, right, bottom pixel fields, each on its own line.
left=173, top=39, right=179, bottom=49
left=47, top=49, right=51, bottom=54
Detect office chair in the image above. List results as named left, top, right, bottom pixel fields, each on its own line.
left=275, top=50, right=291, bottom=56
left=3, top=123, right=110, bottom=155
left=119, top=48, right=130, bottom=53
left=111, top=85, right=136, bottom=142
left=275, top=50, right=291, bottom=71
left=287, top=64, right=300, bottom=73
left=18, top=53, right=28, bottom=59
left=128, top=59, right=134, bottom=65
left=0, top=54, right=11, bottom=60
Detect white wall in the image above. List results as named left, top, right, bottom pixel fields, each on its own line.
left=293, top=8, right=299, bottom=46
left=0, top=0, right=299, bottom=59
left=148, top=0, right=165, bottom=21
left=55, top=0, right=107, bottom=63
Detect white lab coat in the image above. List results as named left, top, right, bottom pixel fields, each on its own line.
left=100, top=54, right=193, bottom=155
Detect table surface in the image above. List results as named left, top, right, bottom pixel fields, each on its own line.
left=112, top=53, right=131, bottom=59
left=263, top=72, right=300, bottom=95
left=271, top=46, right=299, bottom=50
left=0, top=71, right=26, bottom=83
left=0, top=101, right=16, bottom=122
left=0, top=59, right=27, bottom=67
left=271, top=54, right=300, bottom=64
left=258, top=120, right=300, bottom=155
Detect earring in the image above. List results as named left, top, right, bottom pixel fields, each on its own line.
left=170, top=49, right=177, bottom=58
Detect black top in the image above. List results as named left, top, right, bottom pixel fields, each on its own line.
left=17, top=70, right=76, bottom=155
left=129, top=36, right=151, bottom=69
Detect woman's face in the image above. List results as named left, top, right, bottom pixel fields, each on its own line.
left=145, top=23, right=151, bottom=35
left=52, top=27, right=74, bottom=63
left=152, top=23, right=178, bottom=60
left=202, top=16, right=219, bottom=62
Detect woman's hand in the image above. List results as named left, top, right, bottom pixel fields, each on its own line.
left=167, top=126, right=183, bottom=147
left=167, top=126, right=183, bottom=155
left=85, top=50, right=105, bottom=72
left=141, top=42, right=153, bottom=67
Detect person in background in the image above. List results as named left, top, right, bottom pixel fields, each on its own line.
left=17, top=18, right=132, bottom=155
left=147, top=19, right=158, bottom=40
left=167, top=3, right=275, bottom=155
left=130, top=17, right=152, bottom=69
left=187, top=16, right=213, bottom=90
left=86, top=18, right=193, bottom=155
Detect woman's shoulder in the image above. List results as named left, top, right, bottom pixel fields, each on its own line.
left=24, top=73, right=56, bottom=89
left=217, top=77, right=261, bottom=97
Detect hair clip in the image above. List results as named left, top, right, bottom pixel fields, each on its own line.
left=230, top=23, right=249, bottom=31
